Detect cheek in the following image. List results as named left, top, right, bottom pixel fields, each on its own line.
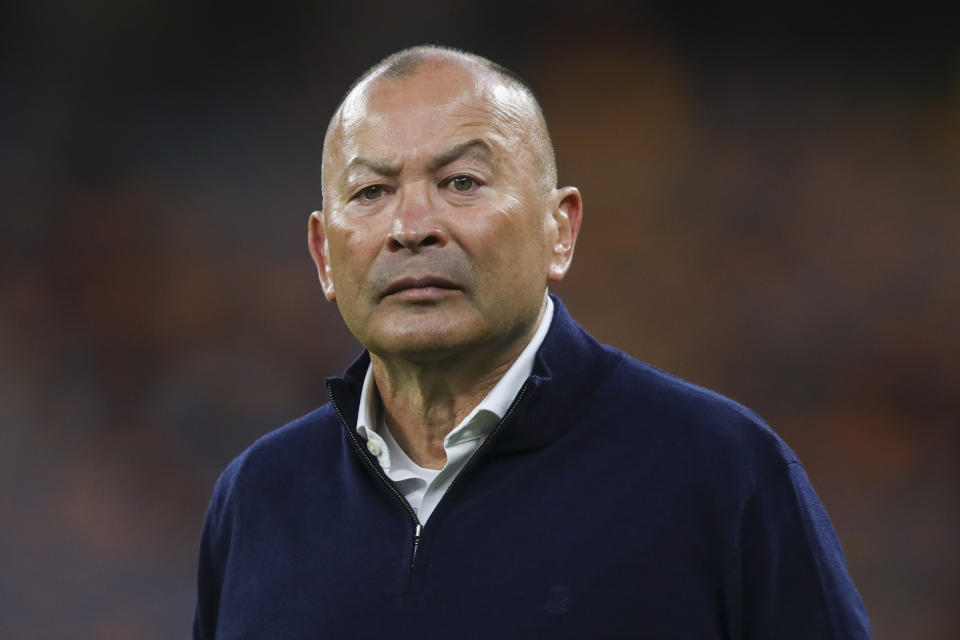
left=455, top=214, right=516, bottom=266
left=469, top=214, right=547, bottom=281
left=329, top=219, right=382, bottom=264
left=492, top=202, right=550, bottom=260
left=325, top=227, right=374, bottom=295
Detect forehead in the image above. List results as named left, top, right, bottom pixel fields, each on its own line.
left=328, top=63, right=530, bottom=169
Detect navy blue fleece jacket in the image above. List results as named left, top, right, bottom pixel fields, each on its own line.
left=194, top=297, right=871, bottom=639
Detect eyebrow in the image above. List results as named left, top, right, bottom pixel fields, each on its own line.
left=344, top=157, right=402, bottom=178
left=427, top=139, right=493, bottom=172
left=342, top=138, right=494, bottom=183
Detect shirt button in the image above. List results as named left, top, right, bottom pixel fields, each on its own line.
left=367, top=439, right=383, bottom=457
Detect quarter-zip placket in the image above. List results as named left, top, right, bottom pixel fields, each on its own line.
left=404, top=379, right=536, bottom=590
left=327, top=377, right=536, bottom=590
left=327, top=381, right=423, bottom=578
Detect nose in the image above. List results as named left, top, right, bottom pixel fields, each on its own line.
left=386, top=185, right=447, bottom=252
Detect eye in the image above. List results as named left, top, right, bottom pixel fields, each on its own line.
left=446, top=175, right=479, bottom=193
left=360, top=185, right=385, bottom=200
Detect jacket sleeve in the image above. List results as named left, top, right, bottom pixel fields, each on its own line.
left=193, top=466, right=235, bottom=640
left=722, top=460, right=872, bottom=639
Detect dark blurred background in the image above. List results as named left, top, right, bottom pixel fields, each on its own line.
left=1, top=1, right=957, bottom=638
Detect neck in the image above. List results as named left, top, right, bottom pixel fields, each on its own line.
left=370, top=297, right=547, bottom=469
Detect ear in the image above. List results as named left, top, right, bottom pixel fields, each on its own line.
left=308, top=211, right=337, bottom=301
left=546, top=186, right=583, bottom=282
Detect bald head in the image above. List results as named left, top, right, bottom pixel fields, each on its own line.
left=322, top=46, right=557, bottom=204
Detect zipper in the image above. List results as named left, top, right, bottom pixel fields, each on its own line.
left=326, top=377, right=535, bottom=587
left=431, top=380, right=534, bottom=516
left=327, top=381, right=423, bottom=570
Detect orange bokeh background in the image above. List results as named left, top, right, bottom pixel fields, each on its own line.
left=1, top=3, right=957, bottom=638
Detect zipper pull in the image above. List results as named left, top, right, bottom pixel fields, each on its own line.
left=412, top=523, right=422, bottom=563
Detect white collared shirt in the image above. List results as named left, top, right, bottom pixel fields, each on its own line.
left=355, top=296, right=554, bottom=524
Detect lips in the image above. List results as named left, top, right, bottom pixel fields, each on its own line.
left=382, top=276, right=460, bottom=298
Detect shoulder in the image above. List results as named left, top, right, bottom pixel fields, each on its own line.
left=538, top=302, right=797, bottom=479
left=595, top=348, right=799, bottom=479
left=209, top=403, right=342, bottom=504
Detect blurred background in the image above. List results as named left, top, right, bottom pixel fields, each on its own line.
left=1, top=1, right=957, bottom=638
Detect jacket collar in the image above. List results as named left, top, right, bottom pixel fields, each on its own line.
left=326, top=295, right=621, bottom=454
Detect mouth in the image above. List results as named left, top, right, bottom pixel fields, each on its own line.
left=382, top=276, right=461, bottom=300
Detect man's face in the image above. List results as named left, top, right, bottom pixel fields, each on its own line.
left=310, top=62, right=579, bottom=363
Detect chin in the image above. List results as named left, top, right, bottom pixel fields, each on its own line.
left=381, top=330, right=477, bottom=362
left=365, top=314, right=486, bottom=362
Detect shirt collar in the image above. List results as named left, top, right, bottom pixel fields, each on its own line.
left=356, top=363, right=389, bottom=467
left=356, top=295, right=555, bottom=451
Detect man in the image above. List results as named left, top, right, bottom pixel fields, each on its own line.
left=195, top=46, right=871, bottom=638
